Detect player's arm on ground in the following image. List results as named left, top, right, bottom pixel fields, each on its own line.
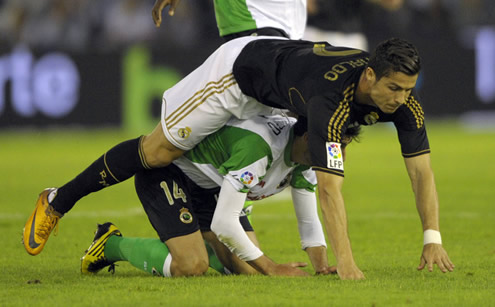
left=315, top=171, right=365, bottom=280
left=211, top=178, right=309, bottom=276
left=152, top=0, right=181, bottom=26
left=404, top=154, right=454, bottom=273
left=202, top=230, right=260, bottom=275
left=290, top=176, right=336, bottom=274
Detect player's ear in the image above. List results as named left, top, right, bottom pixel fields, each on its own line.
left=365, top=67, right=376, bottom=83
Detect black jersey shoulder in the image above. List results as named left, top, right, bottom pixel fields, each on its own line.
left=233, top=39, right=370, bottom=115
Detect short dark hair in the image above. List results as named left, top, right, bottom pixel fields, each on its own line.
left=342, top=125, right=361, bottom=148
left=367, top=38, right=421, bottom=80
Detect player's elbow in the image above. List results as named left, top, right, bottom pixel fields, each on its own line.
left=210, top=219, right=230, bottom=240
left=211, top=219, right=240, bottom=252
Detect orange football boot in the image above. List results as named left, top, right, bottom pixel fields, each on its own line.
left=23, top=188, right=63, bottom=255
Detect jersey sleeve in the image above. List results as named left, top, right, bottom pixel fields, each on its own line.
left=291, top=188, right=327, bottom=249
left=290, top=165, right=317, bottom=192
left=306, top=92, right=350, bottom=177
left=393, top=93, right=430, bottom=158
left=218, top=133, right=273, bottom=192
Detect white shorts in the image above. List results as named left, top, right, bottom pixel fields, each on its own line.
left=161, top=36, right=285, bottom=150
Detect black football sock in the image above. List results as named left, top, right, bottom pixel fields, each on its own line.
left=50, top=136, right=150, bottom=214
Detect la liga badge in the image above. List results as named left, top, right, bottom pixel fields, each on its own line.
left=240, top=171, right=254, bottom=185
left=326, top=142, right=344, bottom=171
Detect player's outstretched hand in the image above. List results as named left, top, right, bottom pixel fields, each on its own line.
left=337, top=262, right=365, bottom=280
left=152, top=0, right=181, bottom=27
left=272, top=262, right=310, bottom=276
left=418, top=243, right=455, bottom=273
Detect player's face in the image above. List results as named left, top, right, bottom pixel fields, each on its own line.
left=369, top=70, right=418, bottom=114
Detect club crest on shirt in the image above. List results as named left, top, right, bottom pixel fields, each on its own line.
left=178, top=127, right=192, bottom=139
left=326, top=142, right=344, bottom=171
left=364, top=112, right=379, bottom=125
left=240, top=171, right=254, bottom=185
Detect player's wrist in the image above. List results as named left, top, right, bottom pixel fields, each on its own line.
left=248, top=255, right=275, bottom=275
left=423, top=229, right=442, bottom=245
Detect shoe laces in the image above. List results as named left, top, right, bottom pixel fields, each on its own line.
left=35, top=207, right=60, bottom=239
left=108, top=263, right=116, bottom=274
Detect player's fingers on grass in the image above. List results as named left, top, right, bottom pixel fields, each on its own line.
left=417, top=256, right=426, bottom=270
left=316, top=266, right=337, bottom=275
left=288, top=262, right=308, bottom=268
left=427, top=259, right=434, bottom=272
left=435, top=250, right=454, bottom=272
left=446, top=254, right=455, bottom=269
left=327, top=265, right=338, bottom=274
left=443, top=257, right=454, bottom=272
left=436, top=258, right=448, bottom=273
left=421, top=255, right=434, bottom=272
left=440, top=253, right=455, bottom=272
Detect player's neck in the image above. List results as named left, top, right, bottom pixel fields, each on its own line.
left=291, top=135, right=310, bottom=165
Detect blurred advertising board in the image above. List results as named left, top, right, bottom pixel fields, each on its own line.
left=1, top=36, right=494, bottom=131
left=0, top=46, right=121, bottom=128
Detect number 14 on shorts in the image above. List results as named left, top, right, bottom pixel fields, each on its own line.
left=160, top=181, right=187, bottom=205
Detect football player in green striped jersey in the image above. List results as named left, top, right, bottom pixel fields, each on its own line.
left=81, top=115, right=358, bottom=277
left=152, top=0, right=307, bottom=40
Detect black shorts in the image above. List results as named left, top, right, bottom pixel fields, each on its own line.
left=223, top=27, right=289, bottom=42
left=134, top=164, right=253, bottom=242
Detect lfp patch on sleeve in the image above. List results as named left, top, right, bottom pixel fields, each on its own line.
left=240, top=171, right=255, bottom=185
left=326, top=142, right=344, bottom=171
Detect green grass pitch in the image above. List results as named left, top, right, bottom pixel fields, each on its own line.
left=0, top=121, right=494, bottom=306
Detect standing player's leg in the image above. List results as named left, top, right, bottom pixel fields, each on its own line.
left=22, top=36, right=270, bottom=256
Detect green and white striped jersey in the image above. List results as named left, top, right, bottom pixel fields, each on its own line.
left=173, top=114, right=316, bottom=200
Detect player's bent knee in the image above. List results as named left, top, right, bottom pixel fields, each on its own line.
left=167, top=231, right=209, bottom=276
left=172, top=256, right=209, bottom=277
